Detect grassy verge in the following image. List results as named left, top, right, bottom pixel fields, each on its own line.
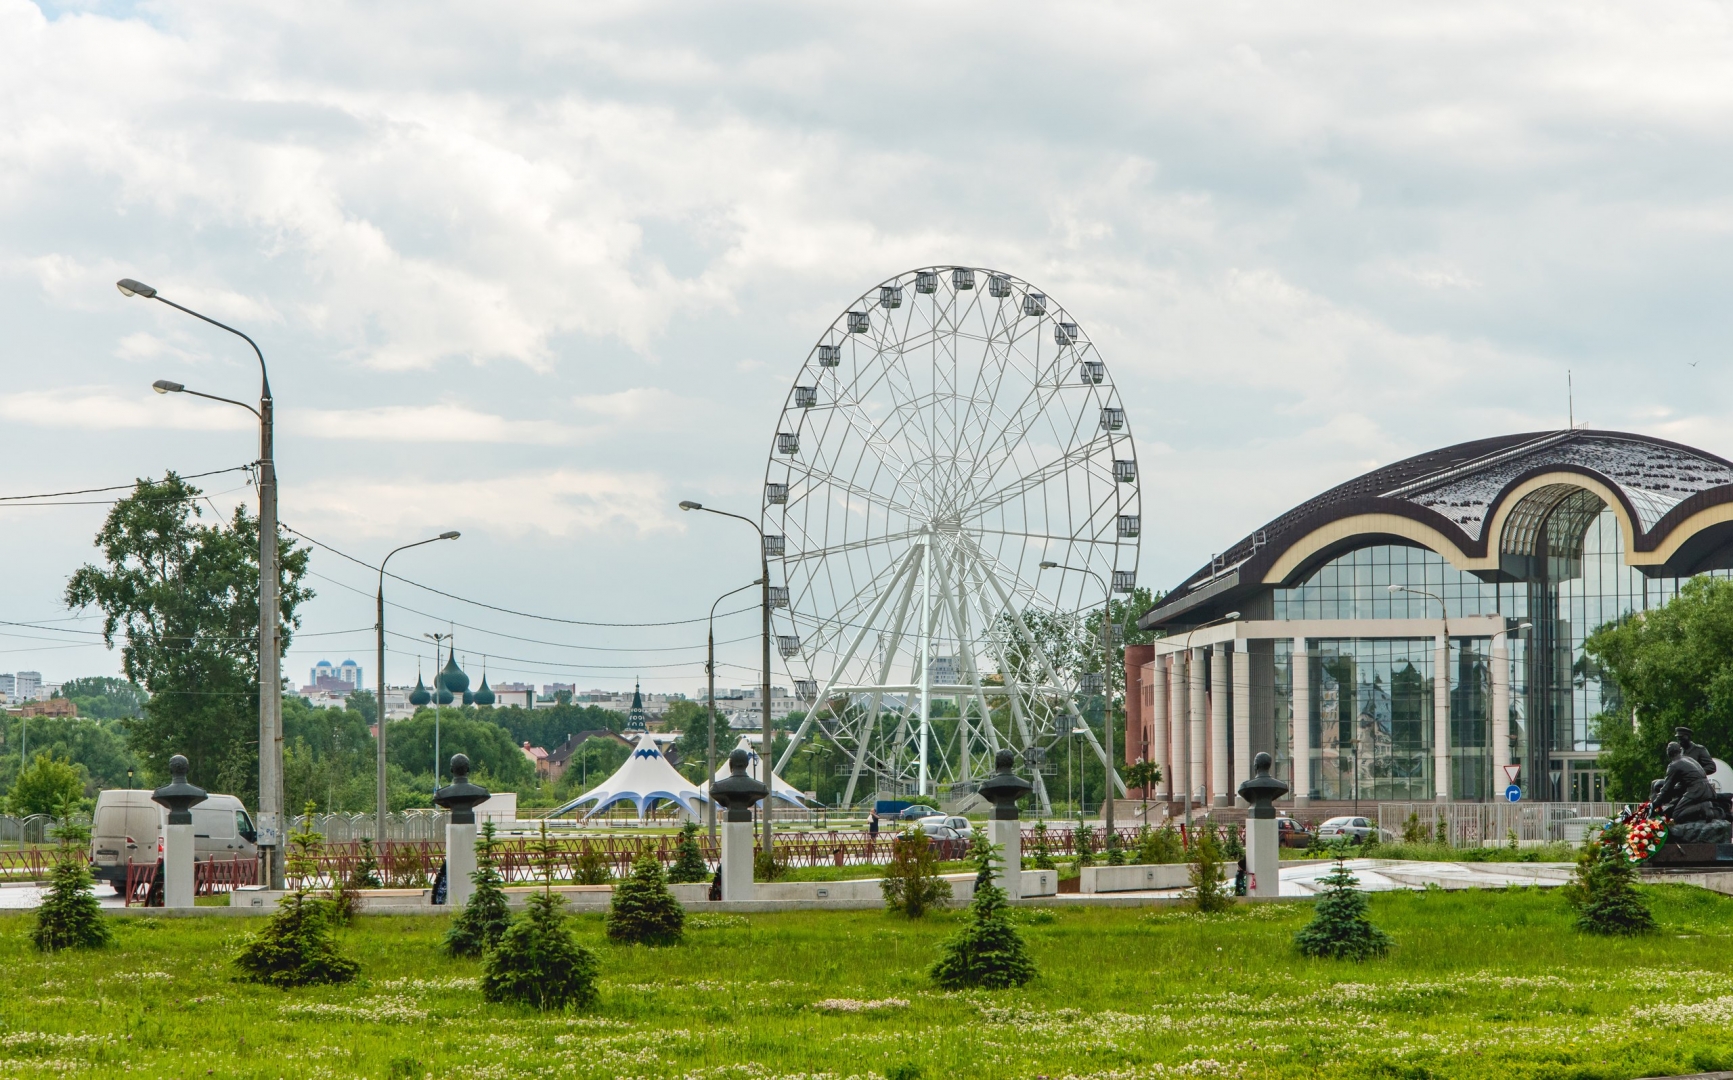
left=6, top=885, right=1733, bottom=1078
left=1291, top=840, right=1579, bottom=862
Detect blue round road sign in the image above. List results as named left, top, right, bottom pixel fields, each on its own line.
left=1505, top=784, right=1522, bottom=803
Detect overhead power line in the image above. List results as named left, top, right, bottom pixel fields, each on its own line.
left=0, top=465, right=254, bottom=503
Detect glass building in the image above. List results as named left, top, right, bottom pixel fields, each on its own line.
left=1125, top=430, right=1733, bottom=807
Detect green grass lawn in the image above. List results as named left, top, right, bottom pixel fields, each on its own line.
left=6, top=885, right=1733, bottom=1079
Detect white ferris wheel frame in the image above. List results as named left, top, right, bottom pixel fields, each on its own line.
left=761, top=266, right=1140, bottom=813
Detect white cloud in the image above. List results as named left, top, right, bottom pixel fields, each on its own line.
left=0, top=387, right=254, bottom=432
left=290, top=404, right=575, bottom=445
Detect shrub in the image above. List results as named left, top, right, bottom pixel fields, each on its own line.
left=1139, top=824, right=1183, bottom=864
left=1434, top=817, right=1450, bottom=846
left=1401, top=812, right=1425, bottom=844
left=668, top=821, right=709, bottom=884
left=1294, top=852, right=1392, bottom=960
left=446, top=821, right=513, bottom=958
left=607, top=852, right=685, bottom=945
left=234, top=806, right=359, bottom=987
left=351, top=838, right=383, bottom=889
left=482, top=892, right=599, bottom=1009
left=32, top=815, right=110, bottom=953
left=931, top=839, right=1037, bottom=990
left=1565, top=822, right=1654, bottom=936
left=574, top=842, right=611, bottom=885
left=1074, top=822, right=1097, bottom=869
left=1104, top=827, right=1125, bottom=866
left=754, top=846, right=789, bottom=882
left=1030, top=820, right=1055, bottom=870
left=881, top=827, right=949, bottom=918
left=1507, top=828, right=1519, bottom=850
left=1188, top=823, right=1231, bottom=914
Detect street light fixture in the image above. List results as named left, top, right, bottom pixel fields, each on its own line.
left=375, top=532, right=460, bottom=841
left=1390, top=583, right=1451, bottom=802
left=707, top=578, right=765, bottom=842
left=680, top=500, right=777, bottom=855
left=1039, top=560, right=1124, bottom=841
left=124, top=276, right=285, bottom=889
left=1174, top=611, right=1241, bottom=823
left=1491, top=621, right=1532, bottom=798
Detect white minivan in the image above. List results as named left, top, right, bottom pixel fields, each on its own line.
left=88, top=789, right=258, bottom=892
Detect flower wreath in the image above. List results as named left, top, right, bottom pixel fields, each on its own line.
left=1625, top=814, right=1670, bottom=864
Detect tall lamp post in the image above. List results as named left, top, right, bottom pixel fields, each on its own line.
left=1175, top=611, right=1241, bottom=824
left=123, top=277, right=286, bottom=889
left=707, top=578, right=764, bottom=842
left=679, top=501, right=777, bottom=856
left=375, top=533, right=460, bottom=840
left=1490, top=621, right=1531, bottom=798
left=1039, top=561, right=1122, bottom=840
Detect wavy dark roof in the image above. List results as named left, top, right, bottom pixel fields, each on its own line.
left=1141, top=429, right=1733, bottom=628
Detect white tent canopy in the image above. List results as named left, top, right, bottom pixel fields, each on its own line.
left=550, top=733, right=708, bottom=821
left=699, top=736, right=816, bottom=808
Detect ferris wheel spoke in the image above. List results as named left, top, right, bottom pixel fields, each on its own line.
left=783, top=525, right=926, bottom=566
left=780, top=459, right=924, bottom=522
left=961, top=436, right=1111, bottom=522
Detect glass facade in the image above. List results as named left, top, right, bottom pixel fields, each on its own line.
left=1260, top=515, right=1731, bottom=799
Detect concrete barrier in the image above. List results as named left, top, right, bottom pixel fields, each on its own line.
left=1080, top=863, right=1221, bottom=893
left=1019, top=869, right=1058, bottom=897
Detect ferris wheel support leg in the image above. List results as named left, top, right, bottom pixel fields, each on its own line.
left=917, top=532, right=934, bottom=797
left=775, top=545, right=924, bottom=776
left=955, top=549, right=1051, bottom=810
left=932, top=537, right=1000, bottom=780
left=840, top=556, right=925, bottom=807
left=963, top=537, right=1127, bottom=798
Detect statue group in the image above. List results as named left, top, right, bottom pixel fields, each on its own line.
left=1643, top=726, right=1733, bottom=845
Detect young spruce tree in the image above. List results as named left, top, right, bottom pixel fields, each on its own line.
left=446, top=821, right=513, bottom=957
left=1565, top=821, right=1654, bottom=936
left=607, top=851, right=685, bottom=945
left=1188, top=823, right=1232, bottom=914
left=32, top=812, right=111, bottom=952
left=931, top=839, right=1037, bottom=990
left=483, top=821, right=599, bottom=1009
left=234, top=804, right=359, bottom=986
left=668, top=821, right=710, bottom=884
left=1294, top=849, right=1392, bottom=960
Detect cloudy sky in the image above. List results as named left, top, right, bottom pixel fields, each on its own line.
left=3, top=0, right=1731, bottom=696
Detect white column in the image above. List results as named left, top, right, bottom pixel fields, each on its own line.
left=1232, top=642, right=1252, bottom=807
left=1148, top=658, right=1170, bottom=799
left=163, top=822, right=194, bottom=909
left=446, top=819, right=477, bottom=910
left=1291, top=638, right=1310, bottom=807
left=989, top=818, right=1022, bottom=901
left=1210, top=644, right=1230, bottom=807
left=721, top=819, right=755, bottom=901
left=1246, top=814, right=1279, bottom=898
left=1168, top=653, right=1186, bottom=802
left=1434, top=631, right=1451, bottom=802
left=1188, top=647, right=1207, bottom=806
left=1492, top=632, right=1510, bottom=789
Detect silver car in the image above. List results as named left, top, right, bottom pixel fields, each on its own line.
left=1316, top=815, right=1377, bottom=843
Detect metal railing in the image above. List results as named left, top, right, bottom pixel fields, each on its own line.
left=1376, top=801, right=1615, bottom=846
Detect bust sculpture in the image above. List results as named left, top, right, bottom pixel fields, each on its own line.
left=710, top=748, right=769, bottom=823
left=978, top=749, right=1033, bottom=820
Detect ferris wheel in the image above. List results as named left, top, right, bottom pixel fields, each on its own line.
left=763, top=266, right=1139, bottom=813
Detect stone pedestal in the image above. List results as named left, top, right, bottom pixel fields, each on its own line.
left=1237, top=750, right=1289, bottom=900
left=163, top=822, right=194, bottom=908
left=150, top=754, right=206, bottom=910
left=446, top=820, right=477, bottom=910
left=721, top=820, right=755, bottom=900
left=1245, top=815, right=1279, bottom=898
left=989, top=818, right=1022, bottom=900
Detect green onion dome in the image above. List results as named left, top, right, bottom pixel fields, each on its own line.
left=472, top=675, right=496, bottom=707
left=434, top=686, right=455, bottom=706
left=408, top=676, right=431, bottom=707
left=439, top=654, right=470, bottom=695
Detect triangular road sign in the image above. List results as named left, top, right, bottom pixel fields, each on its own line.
left=1501, top=764, right=1521, bottom=785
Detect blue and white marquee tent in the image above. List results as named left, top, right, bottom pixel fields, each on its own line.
left=549, top=733, right=708, bottom=821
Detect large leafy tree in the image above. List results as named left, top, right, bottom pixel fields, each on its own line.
left=54, top=677, right=147, bottom=720
left=64, top=474, right=310, bottom=795
left=1585, top=576, right=1733, bottom=801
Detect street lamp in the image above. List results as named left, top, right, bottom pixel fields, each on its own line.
left=1039, top=561, right=1123, bottom=841
left=126, top=277, right=286, bottom=889
left=376, top=532, right=460, bottom=840
left=1175, top=611, right=1241, bottom=823
left=707, top=577, right=764, bottom=842
left=1491, top=621, right=1532, bottom=798
left=680, top=500, right=777, bottom=856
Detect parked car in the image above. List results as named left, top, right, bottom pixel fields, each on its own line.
left=897, top=804, right=939, bottom=821
left=916, top=819, right=970, bottom=859
left=88, top=788, right=257, bottom=892
left=918, top=814, right=974, bottom=836
left=1316, top=815, right=1378, bottom=844
left=1276, top=817, right=1313, bottom=848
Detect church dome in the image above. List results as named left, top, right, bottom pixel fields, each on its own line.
left=472, top=675, right=496, bottom=707
left=439, top=654, right=470, bottom=695
left=408, top=676, right=431, bottom=707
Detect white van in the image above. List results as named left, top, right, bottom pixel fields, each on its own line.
left=88, top=789, right=258, bottom=891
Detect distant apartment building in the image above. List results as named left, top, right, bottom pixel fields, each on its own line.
left=701, top=685, right=797, bottom=724
left=14, top=672, right=42, bottom=702
left=0, top=674, right=13, bottom=704
left=304, top=659, right=362, bottom=696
